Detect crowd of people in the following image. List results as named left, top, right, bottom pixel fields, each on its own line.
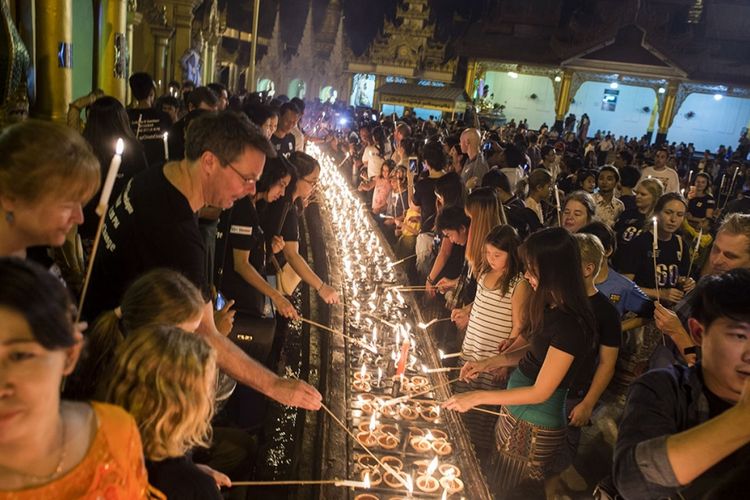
left=326, top=103, right=750, bottom=498
left=0, top=71, right=749, bottom=499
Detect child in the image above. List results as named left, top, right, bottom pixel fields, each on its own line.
left=451, top=225, right=531, bottom=464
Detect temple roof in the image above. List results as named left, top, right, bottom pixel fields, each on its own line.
left=452, top=0, right=750, bottom=87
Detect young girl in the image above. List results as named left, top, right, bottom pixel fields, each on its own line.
left=450, top=225, right=530, bottom=464
left=66, top=268, right=206, bottom=401
left=105, top=326, right=224, bottom=500
left=686, top=172, right=715, bottom=230
left=619, top=193, right=695, bottom=303
left=358, top=160, right=392, bottom=214
left=445, top=228, right=596, bottom=496
left=576, top=169, right=597, bottom=194
left=612, top=177, right=664, bottom=271
left=0, top=258, right=154, bottom=499
left=561, top=191, right=596, bottom=233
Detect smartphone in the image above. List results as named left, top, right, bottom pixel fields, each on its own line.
left=408, top=156, right=419, bottom=174
left=482, top=141, right=492, bottom=152
left=215, top=292, right=226, bottom=311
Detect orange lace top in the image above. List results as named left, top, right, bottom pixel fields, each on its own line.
left=0, top=402, right=163, bottom=500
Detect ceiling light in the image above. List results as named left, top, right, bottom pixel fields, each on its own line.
left=658, top=87, right=666, bottom=94
left=713, top=94, right=723, bottom=101
left=610, top=82, right=619, bottom=89
left=508, top=71, right=518, bottom=79
left=554, top=75, right=562, bottom=82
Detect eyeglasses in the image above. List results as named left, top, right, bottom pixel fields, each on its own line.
left=226, top=163, right=257, bottom=186
left=299, top=177, right=320, bottom=190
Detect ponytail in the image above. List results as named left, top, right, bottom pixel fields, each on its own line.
left=63, top=309, right=125, bottom=401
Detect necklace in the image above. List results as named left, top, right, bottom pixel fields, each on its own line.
left=10, top=416, right=67, bottom=486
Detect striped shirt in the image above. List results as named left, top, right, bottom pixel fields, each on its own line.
left=461, top=273, right=521, bottom=362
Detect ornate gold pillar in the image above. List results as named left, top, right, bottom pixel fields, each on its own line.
left=656, top=82, right=679, bottom=145
left=150, top=26, right=174, bottom=93
left=246, top=0, right=260, bottom=92
left=97, top=0, right=128, bottom=102
left=464, top=60, right=477, bottom=99
left=32, top=0, right=72, bottom=122
left=163, top=0, right=199, bottom=84
left=126, top=2, right=142, bottom=104
left=645, top=93, right=659, bottom=143
left=553, top=70, right=573, bottom=132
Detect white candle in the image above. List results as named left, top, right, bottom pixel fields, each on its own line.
left=652, top=217, right=659, bottom=250
left=163, top=132, right=169, bottom=161
left=97, top=138, right=124, bottom=215
left=554, top=186, right=561, bottom=211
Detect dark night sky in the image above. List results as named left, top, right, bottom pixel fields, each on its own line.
left=250, top=0, right=490, bottom=57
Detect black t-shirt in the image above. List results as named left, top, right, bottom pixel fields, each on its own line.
left=413, top=175, right=441, bottom=233
left=619, top=230, right=689, bottom=289
left=571, top=292, right=622, bottom=392
left=168, top=109, right=207, bottom=161
left=270, top=133, right=296, bottom=157
left=620, top=194, right=636, bottom=212
left=612, top=209, right=645, bottom=272
left=83, top=167, right=206, bottom=319
left=80, top=138, right=150, bottom=240
left=146, top=456, right=222, bottom=500
left=215, top=197, right=267, bottom=316
left=724, top=193, right=750, bottom=216
left=504, top=196, right=541, bottom=239
left=518, top=307, right=593, bottom=389
left=687, top=194, right=716, bottom=219
left=127, top=108, right=171, bottom=169
left=258, top=197, right=299, bottom=271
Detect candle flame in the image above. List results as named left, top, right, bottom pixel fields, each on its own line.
left=406, top=474, right=414, bottom=494
left=368, top=413, right=377, bottom=432
left=425, top=431, right=434, bottom=441
left=360, top=363, right=366, bottom=377
left=364, top=472, right=371, bottom=489
left=115, top=138, right=124, bottom=155
left=439, top=349, right=445, bottom=359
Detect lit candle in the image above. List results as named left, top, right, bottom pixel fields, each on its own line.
left=162, top=132, right=169, bottom=161
left=395, top=339, right=410, bottom=376
left=377, top=367, right=383, bottom=386
left=652, top=216, right=659, bottom=250
left=97, top=138, right=124, bottom=215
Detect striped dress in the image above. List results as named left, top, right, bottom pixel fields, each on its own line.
left=461, top=273, right=521, bottom=362
left=454, top=273, right=522, bottom=467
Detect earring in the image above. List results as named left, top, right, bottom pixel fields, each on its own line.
left=4, top=211, right=13, bottom=224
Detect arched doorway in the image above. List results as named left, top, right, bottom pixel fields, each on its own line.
left=288, top=78, right=306, bottom=99
left=319, top=86, right=337, bottom=104
left=258, top=78, right=275, bottom=96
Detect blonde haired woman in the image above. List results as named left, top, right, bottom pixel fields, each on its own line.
left=105, top=326, right=224, bottom=500
left=612, top=177, right=664, bottom=271
left=0, top=120, right=99, bottom=259
left=435, top=187, right=504, bottom=295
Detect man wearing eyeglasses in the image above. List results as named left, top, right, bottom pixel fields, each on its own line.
left=85, top=111, right=323, bottom=411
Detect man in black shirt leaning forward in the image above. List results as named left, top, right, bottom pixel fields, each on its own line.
left=85, top=111, right=322, bottom=411
left=613, top=269, right=750, bottom=499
